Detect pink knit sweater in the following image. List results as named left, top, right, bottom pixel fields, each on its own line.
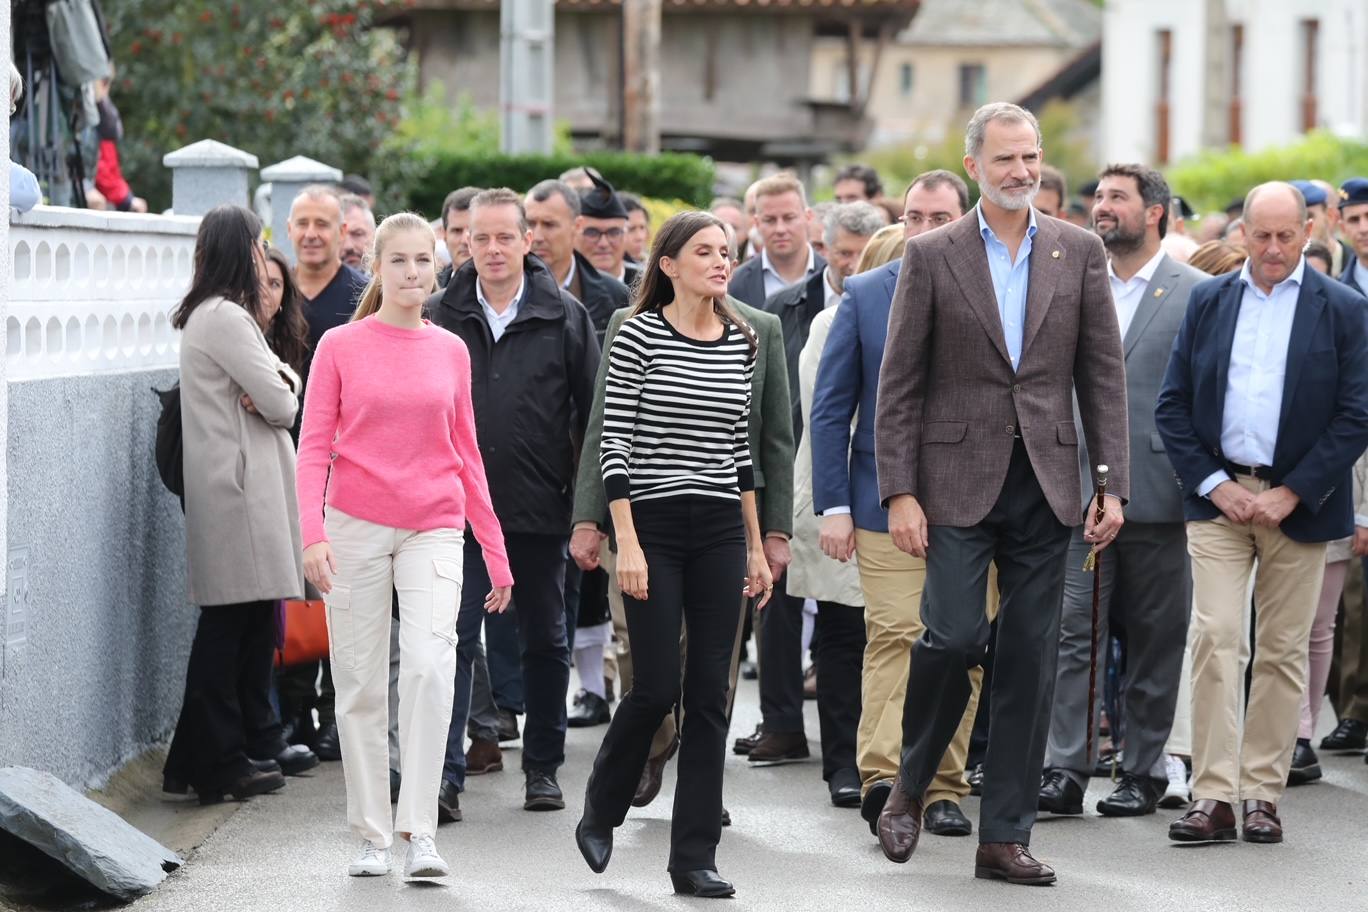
left=296, top=317, right=513, bottom=587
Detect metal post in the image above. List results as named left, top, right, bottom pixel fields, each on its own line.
left=500, top=0, right=556, bottom=155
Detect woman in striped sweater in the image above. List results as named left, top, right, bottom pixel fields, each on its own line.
left=575, top=211, right=773, bottom=899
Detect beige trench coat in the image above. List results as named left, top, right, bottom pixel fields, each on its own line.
left=180, top=296, right=305, bottom=606
left=787, top=306, right=865, bottom=606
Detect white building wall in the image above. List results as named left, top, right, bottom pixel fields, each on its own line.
left=1103, top=0, right=1368, bottom=166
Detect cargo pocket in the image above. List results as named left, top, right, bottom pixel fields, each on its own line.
left=431, top=559, right=463, bottom=645
left=324, top=586, right=355, bottom=670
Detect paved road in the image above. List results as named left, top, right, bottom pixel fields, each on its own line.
left=132, top=682, right=1368, bottom=912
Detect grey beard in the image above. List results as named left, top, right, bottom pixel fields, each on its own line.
left=981, top=180, right=1039, bottom=212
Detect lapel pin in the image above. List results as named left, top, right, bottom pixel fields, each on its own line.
left=1051, top=250, right=1060, bottom=259
left=1153, top=288, right=1164, bottom=297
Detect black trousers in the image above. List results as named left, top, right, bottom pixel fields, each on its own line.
left=758, top=581, right=806, bottom=734
left=899, top=440, right=1071, bottom=845
left=585, top=495, right=746, bottom=873
left=814, top=601, right=865, bottom=781
left=165, top=601, right=287, bottom=790
left=447, top=532, right=570, bottom=781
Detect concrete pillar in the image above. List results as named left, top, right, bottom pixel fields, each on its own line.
left=162, top=139, right=259, bottom=216
left=258, top=156, right=343, bottom=264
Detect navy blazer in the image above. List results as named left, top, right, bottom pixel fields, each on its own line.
left=1341, top=260, right=1365, bottom=297
left=1155, top=265, right=1368, bottom=542
left=809, top=260, right=900, bottom=532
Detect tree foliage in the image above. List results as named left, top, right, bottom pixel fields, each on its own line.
left=1166, top=131, right=1368, bottom=215
left=104, top=0, right=416, bottom=211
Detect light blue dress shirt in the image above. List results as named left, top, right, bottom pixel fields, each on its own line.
left=977, top=205, right=1037, bottom=371
left=9, top=162, right=41, bottom=214
left=476, top=274, right=526, bottom=343
left=1196, top=257, right=1306, bottom=497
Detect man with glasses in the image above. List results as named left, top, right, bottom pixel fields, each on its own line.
left=810, top=170, right=990, bottom=842
left=574, top=171, right=641, bottom=287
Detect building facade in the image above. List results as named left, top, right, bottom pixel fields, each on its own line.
left=1102, top=0, right=1368, bottom=166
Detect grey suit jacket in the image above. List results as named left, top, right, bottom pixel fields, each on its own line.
left=571, top=298, right=795, bottom=536
left=875, top=210, right=1130, bottom=527
left=1076, top=253, right=1202, bottom=524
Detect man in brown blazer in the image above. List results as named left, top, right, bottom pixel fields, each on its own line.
left=872, top=102, right=1130, bottom=885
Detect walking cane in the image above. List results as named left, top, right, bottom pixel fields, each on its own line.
left=1081, top=464, right=1109, bottom=766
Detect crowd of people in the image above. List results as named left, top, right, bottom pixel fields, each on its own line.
left=156, top=99, right=1368, bottom=895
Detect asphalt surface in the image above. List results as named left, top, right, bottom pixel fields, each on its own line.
left=130, top=682, right=1368, bottom=912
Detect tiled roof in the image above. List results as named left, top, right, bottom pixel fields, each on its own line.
left=901, top=0, right=1100, bottom=47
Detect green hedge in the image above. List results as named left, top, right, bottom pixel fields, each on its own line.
left=405, top=151, right=716, bottom=216
left=1166, top=131, right=1368, bottom=215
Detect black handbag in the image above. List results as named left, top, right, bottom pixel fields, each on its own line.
left=152, top=384, right=184, bottom=497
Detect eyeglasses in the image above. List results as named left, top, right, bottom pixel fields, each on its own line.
left=899, top=213, right=955, bottom=228
left=581, top=227, right=625, bottom=241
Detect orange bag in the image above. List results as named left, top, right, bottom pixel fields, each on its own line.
left=276, top=599, right=330, bottom=667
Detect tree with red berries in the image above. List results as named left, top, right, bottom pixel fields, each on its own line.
left=105, top=0, right=417, bottom=211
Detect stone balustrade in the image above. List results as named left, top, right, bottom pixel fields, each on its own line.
left=6, top=208, right=199, bottom=382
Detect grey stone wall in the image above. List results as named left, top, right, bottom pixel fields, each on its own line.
left=0, top=369, right=195, bottom=787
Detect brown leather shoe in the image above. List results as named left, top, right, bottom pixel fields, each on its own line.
left=631, top=734, right=680, bottom=807
left=876, top=776, right=923, bottom=863
left=974, top=842, right=1056, bottom=885
left=466, top=737, right=504, bottom=775
left=746, top=730, right=810, bottom=764
left=1241, top=800, right=1283, bottom=844
left=1168, top=798, right=1237, bottom=842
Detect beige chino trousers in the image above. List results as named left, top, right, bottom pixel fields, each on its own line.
left=324, top=508, right=464, bottom=847
left=1186, top=477, right=1327, bottom=806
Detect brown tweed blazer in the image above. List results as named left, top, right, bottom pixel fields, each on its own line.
left=874, top=210, right=1130, bottom=527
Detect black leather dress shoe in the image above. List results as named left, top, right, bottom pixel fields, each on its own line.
left=720, top=806, right=731, bottom=827
left=524, top=770, right=565, bottom=810
left=967, top=763, right=984, bottom=796
left=164, top=764, right=275, bottom=796
left=828, top=768, right=862, bottom=808
left=575, top=811, right=613, bottom=873
left=273, top=744, right=320, bottom=776
left=437, top=780, right=462, bottom=823
left=861, top=779, right=894, bottom=836
left=633, top=735, right=680, bottom=808
left=1320, top=717, right=1367, bottom=751
left=670, top=869, right=735, bottom=898
left=314, top=722, right=341, bottom=761
left=197, top=768, right=286, bottom=806
left=567, top=690, right=611, bottom=728
left=923, top=799, right=973, bottom=836
left=1287, top=740, right=1322, bottom=785
left=1038, top=769, right=1084, bottom=815
left=1096, top=774, right=1160, bottom=816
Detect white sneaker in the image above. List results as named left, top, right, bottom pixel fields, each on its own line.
left=348, top=840, right=392, bottom=877
left=403, top=834, right=450, bottom=879
left=1158, top=754, right=1190, bottom=809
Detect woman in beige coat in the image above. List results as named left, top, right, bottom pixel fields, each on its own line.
left=163, top=206, right=309, bottom=804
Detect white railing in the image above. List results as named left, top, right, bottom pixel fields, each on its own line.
left=7, top=207, right=200, bottom=382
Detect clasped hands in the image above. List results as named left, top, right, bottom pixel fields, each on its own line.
left=886, top=493, right=1126, bottom=558
left=1210, top=480, right=1299, bottom=528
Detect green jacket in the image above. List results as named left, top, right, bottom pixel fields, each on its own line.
left=571, top=298, right=795, bottom=536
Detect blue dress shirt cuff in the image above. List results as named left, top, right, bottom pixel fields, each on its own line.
left=1198, top=470, right=1231, bottom=498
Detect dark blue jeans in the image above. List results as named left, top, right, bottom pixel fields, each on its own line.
left=445, top=533, right=570, bottom=788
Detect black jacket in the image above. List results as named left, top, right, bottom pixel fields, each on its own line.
left=763, top=269, right=828, bottom=444
left=429, top=256, right=601, bottom=535
left=570, top=250, right=630, bottom=345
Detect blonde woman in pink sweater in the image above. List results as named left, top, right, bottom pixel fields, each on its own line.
left=297, top=213, right=513, bottom=881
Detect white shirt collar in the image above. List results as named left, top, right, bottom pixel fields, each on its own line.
left=1239, top=256, right=1306, bottom=297
left=560, top=256, right=577, bottom=290
left=476, top=275, right=526, bottom=314
left=1108, top=248, right=1167, bottom=286
left=823, top=267, right=843, bottom=309
left=761, top=244, right=816, bottom=279
left=976, top=204, right=1038, bottom=243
